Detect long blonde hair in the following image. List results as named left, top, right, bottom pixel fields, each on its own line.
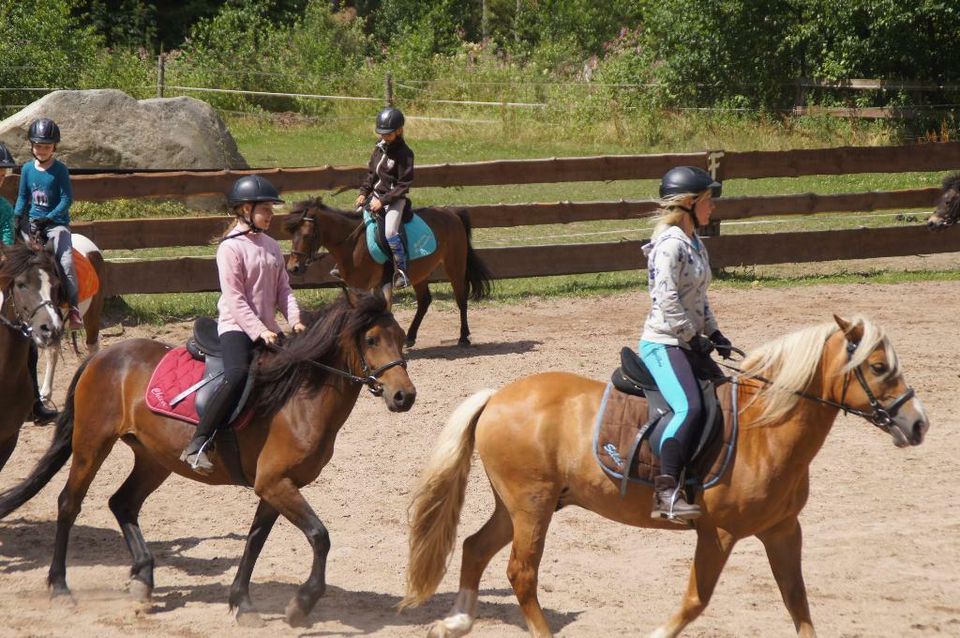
left=651, top=191, right=707, bottom=238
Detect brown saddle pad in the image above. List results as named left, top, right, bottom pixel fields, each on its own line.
left=594, top=378, right=739, bottom=490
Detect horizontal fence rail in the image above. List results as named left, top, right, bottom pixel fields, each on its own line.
left=2, top=142, right=958, bottom=202
left=100, top=225, right=960, bottom=297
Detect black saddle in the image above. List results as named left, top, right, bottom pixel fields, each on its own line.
left=611, top=347, right=723, bottom=465
left=185, top=317, right=256, bottom=423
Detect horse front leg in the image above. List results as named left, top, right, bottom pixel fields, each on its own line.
left=405, top=281, right=432, bottom=347
left=650, top=525, right=737, bottom=638
left=256, top=476, right=330, bottom=627
left=758, top=517, right=816, bottom=637
left=39, top=346, right=58, bottom=405
left=229, top=499, right=280, bottom=627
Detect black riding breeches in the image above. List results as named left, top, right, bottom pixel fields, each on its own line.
left=194, top=330, right=254, bottom=440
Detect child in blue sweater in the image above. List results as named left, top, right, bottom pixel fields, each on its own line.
left=14, top=118, right=81, bottom=330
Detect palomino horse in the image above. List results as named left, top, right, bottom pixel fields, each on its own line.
left=403, top=315, right=928, bottom=637
left=0, top=243, right=64, bottom=469
left=0, top=290, right=415, bottom=627
left=927, top=172, right=960, bottom=229
left=284, top=198, right=492, bottom=346
left=38, top=233, right=106, bottom=407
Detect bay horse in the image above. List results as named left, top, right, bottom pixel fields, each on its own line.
left=0, top=289, right=416, bottom=627
left=927, top=172, right=960, bottom=229
left=402, top=315, right=928, bottom=638
left=0, top=243, right=64, bottom=469
left=38, top=233, right=106, bottom=408
left=284, top=198, right=492, bottom=347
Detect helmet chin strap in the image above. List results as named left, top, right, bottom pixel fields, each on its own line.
left=677, top=203, right=699, bottom=229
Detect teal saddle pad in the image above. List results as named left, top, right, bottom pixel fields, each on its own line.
left=364, top=209, right=438, bottom=265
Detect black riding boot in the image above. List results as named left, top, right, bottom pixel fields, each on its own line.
left=28, top=343, right=58, bottom=425
left=179, top=378, right=239, bottom=475
left=652, top=474, right=701, bottom=523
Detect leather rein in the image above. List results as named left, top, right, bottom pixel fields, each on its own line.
left=0, top=283, right=57, bottom=339
left=720, top=340, right=915, bottom=434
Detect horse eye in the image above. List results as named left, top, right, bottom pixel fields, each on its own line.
left=870, top=362, right=888, bottom=375
left=16, top=281, right=26, bottom=289
left=366, top=335, right=377, bottom=347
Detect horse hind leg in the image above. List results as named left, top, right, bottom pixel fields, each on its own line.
left=445, top=256, right=471, bottom=346
left=49, top=428, right=119, bottom=600
left=428, top=492, right=513, bottom=638
left=650, top=525, right=737, bottom=638
left=108, top=449, right=171, bottom=603
left=505, top=495, right=559, bottom=637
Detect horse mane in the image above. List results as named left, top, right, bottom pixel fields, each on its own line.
left=283, top=197, right=362, bottom=234
left=738, top=315, right=897, bottom=425
left=0, top=243, right=58, bottom=289
left=941, top=172, right=960, bottom=193
left=251, top=289, right=390, bottom=419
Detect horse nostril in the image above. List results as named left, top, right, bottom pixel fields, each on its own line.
left=912, top=421, right=925, bottom=443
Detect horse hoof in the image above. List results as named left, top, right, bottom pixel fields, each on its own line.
left=236, top=610, right=266, bottom=628
left=457, top=338, right=471, bottom=347
left=50, top=589, right=76, bottom=608
left=426, top=620, right=458, bottom=638
left=404, top=338, right=416, bottom=348
left=285, top=599, right=309, bottom=627
left=127, top=579, right=152, bottom=603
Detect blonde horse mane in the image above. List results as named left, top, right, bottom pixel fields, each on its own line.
left=738, top=315, right=897, bottom=425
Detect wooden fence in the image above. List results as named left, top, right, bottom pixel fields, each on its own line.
left=3, top=142, right=958, bottom=296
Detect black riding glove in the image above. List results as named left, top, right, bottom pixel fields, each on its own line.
left=29, top=219, right=48, bottom=242
left=687, top=334, right=715, bottom=356
left=709, top=329, right=733, bottom=359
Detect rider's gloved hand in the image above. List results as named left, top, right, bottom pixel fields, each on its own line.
left=29, top=219, right=47, bottom=241
left=687, top=334, right=715, bottom=356
left=709, top=329, right=733, bottom=359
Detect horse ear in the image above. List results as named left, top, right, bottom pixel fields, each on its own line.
left=833, top=314, right=863, bottom=342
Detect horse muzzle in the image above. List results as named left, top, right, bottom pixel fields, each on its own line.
left=385, top=386, right=416, bottom=412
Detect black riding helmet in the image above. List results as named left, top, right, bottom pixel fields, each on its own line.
left=659, top=166, right=722, bottom=199
left=0, top=142, right=16, bottom=168
left=28, top=118, right=61, bottom=144
left=375, top=107, right=405, bottom=134
left=227, top=175, right=284, bottom=207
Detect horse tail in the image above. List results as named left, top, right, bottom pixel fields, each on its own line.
left=456, top=210, right=493, bottom=301
left=401, top=388, right=495, bottom=609
left=0, top=356, right=89, bottom=520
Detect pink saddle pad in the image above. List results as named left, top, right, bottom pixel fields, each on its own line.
left=144, top=346, right=253, bottom=430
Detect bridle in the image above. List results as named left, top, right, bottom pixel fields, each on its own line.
left=722, top=339, right=915, bottom=433
left=1, top=281, right=57, bottom=340
left=265, top=314, right=407, bottom=397
left=289, top=214, right=323, bottom=269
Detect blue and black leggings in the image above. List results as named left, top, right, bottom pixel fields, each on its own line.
left=638, top=340, right=703, bottom=479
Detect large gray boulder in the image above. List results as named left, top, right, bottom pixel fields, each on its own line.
left=0, top=89, right=248, bottom=170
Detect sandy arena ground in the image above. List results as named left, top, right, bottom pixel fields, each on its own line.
left=0, top=281, right=957, bottom=637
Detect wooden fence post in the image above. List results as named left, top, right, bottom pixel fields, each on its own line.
left=384, top=72, right=393, bottom=107
left=156, top=49, right=165, bottom=98
left=701, top=150, right=725, bottom=237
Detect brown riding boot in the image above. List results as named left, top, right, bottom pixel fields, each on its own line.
left=652, top=474, right=701, bottom=523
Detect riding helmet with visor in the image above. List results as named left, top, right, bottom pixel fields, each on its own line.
left=0, top=142, right=16, bottom=168
left=375, top=107, right=405, bottom=134
left=659, top=166, right=722, bottom=199
left=28, top=118, right=61, bottom=145
left=227, top=175, right=284, bottom=207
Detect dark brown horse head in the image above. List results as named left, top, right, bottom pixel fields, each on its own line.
left=0, top=243, right=64, bottom=347
left=255, top=287, right=415, bottom=414
left=927, top=173, right=960, bottom=230
left=284, top=198, right=362, bottom=276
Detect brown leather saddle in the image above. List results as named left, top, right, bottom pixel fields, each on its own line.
left=594, top=347, right=739, bottom=497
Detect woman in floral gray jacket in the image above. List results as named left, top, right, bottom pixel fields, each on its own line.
left=639, top=166, right=732, bottom=524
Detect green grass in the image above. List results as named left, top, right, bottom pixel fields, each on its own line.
left=78, top=110, right=959, bottom=323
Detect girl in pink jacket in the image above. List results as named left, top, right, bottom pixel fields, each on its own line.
left=180, top=175, right=306, bottom=474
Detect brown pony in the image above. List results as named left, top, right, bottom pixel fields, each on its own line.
left=38, top=233, right=106, bottom=407
left=0, top=290, right=415, bottom=627
left=0, top=243, right=64, bottom=469
left=402, top=315, right=928, bottom=638
left=284, top=198, right=492, bottom=347
left=927, top=172, right=960, bottom=229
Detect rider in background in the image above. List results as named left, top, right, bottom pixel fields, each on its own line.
left=638, top=166, right=733, bottom=523
left=0, top=141, right=58, bottom=424
left=13, top=118, right=82, bottom=331
left=355, top=106, right=414, bottom=290
left=180, top=175, right=306, bottom=474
